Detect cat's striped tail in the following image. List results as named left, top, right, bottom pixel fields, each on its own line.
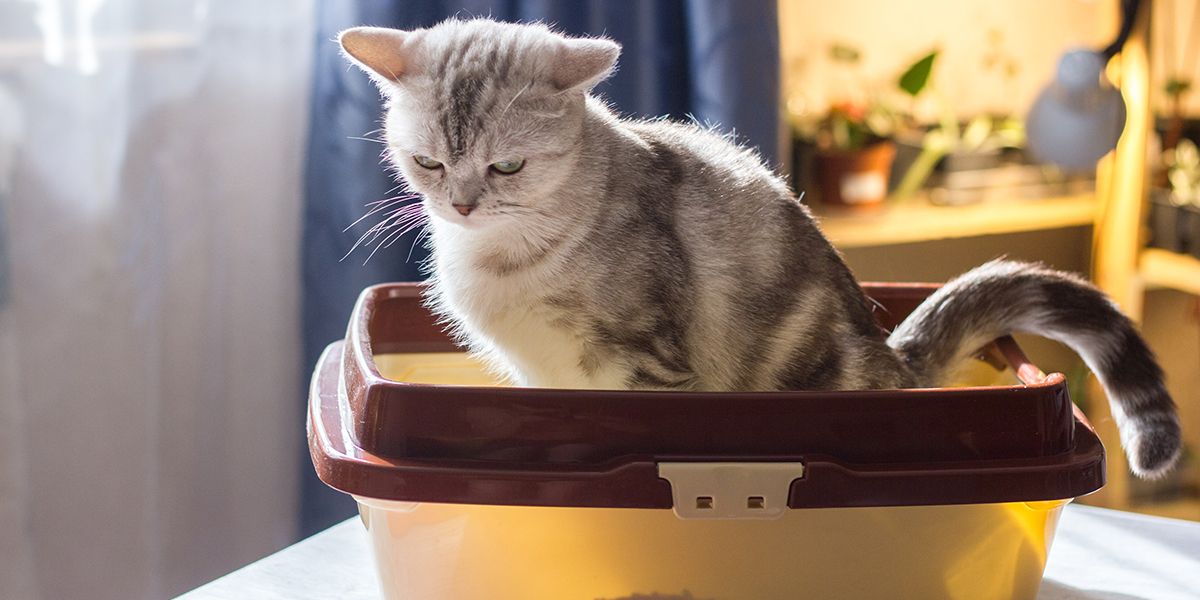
left=887, top=259, right=1182, bottom=478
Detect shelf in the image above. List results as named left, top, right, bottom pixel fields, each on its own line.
left=814, top=193, right=1097, bottom=249
left=1139, top=248, right=1200, bottom=296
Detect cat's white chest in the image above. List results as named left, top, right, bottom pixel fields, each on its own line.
left=428, top=221, right=628, bottom=389
left=432, top=267, right=624, bottom=390
left=479, top=299, right=609, bottom=388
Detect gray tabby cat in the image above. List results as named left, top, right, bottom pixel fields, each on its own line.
left=338, top=19, right=1181, bottom=478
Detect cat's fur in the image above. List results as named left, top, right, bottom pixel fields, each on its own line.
left=339, top=19, right=1181, bottom=478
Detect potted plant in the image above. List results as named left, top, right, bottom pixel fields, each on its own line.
left=1150, top=138, right=1200, bottom=258
left=795, top=46, right=936, bottom=211
left=888, top=47, right=1026, bottom=202
left=811, top=101, right=898, bottom=211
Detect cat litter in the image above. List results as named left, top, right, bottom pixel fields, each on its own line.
left=309, top=282, right=1104, bottom=600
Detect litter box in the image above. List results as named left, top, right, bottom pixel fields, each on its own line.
left=308, top=282, right=1105, bottom=600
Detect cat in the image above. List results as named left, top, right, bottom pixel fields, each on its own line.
left=337, top=18, right=1181, bottom=479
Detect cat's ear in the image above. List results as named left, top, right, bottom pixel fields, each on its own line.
left=339, top=27, right=418, bottom=88
left=550, top=37, right=620, bottom=92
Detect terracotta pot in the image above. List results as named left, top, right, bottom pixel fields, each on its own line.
left=815, top=141, right=897, bottom=211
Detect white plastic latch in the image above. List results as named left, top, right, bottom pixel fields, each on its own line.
left=657, top=462, right=805, bottom=520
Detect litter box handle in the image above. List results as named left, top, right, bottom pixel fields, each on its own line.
left=986, top=336, right=1098, bottom=432
left=983, top=336, right=1048, bottom=385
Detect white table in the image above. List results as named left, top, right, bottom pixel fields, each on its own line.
left=176, top=504, right=1200, bottom=600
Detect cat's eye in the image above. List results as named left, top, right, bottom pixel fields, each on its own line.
left=414, top=155, right=443, bottom=169
left=490, top=158, right=524, bottom=174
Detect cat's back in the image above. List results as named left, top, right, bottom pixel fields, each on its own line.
left=600, top=111, right=871, bottom=325
left=587, top=109, right=810, bottom=259
left=577, top=108, right=909, bottom=391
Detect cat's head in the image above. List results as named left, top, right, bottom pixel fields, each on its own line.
left=339, top=19, right=620, bottom=230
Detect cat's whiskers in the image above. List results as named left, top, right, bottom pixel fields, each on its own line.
left=358, top=212, right=430, bottom=264
left=408, top=226, right=432, bottom=263
left=343, top=195, right=430, bottom=263
left=346, top=127, right=388, bottom=146
left=345, top=193, right=421, bottom=231
left=378, top=216, right=426, bottom=249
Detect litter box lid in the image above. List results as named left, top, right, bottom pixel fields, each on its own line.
left=308, top=283, right=1104, bottom=510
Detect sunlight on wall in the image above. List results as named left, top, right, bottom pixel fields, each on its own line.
left=1153, top=0, right=1200, bottom=117
left=779, top=0, right=1119, bottom=125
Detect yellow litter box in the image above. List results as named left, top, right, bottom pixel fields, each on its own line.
left=308, top=283, right=1104, bottom=600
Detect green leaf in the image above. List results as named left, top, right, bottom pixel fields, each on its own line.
left=1166, top=77, right=1192, bottom=96
left=899, top=51, right=938, bottom=97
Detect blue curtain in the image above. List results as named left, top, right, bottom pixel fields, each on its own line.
left=300, top=0, right=779, bottom=537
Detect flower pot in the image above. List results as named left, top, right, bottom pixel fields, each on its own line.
left=1149, top=188, right=1189, bottom=254
left=815, top=141, right=897, bottom=211
left=1184, top=203, right=1200, bottom=260
left=940, top=147, right=1003, bottom=172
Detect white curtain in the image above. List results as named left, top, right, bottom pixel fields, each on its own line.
left=0, top=1, right=315, bottom=598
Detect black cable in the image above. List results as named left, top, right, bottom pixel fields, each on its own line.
left=1102, top=0, right=1143, bottom=58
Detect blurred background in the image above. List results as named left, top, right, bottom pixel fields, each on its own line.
left=0, top=1, right=1197, bottom=599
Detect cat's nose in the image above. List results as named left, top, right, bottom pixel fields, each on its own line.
left=453, top=204, right=474, bottom=216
